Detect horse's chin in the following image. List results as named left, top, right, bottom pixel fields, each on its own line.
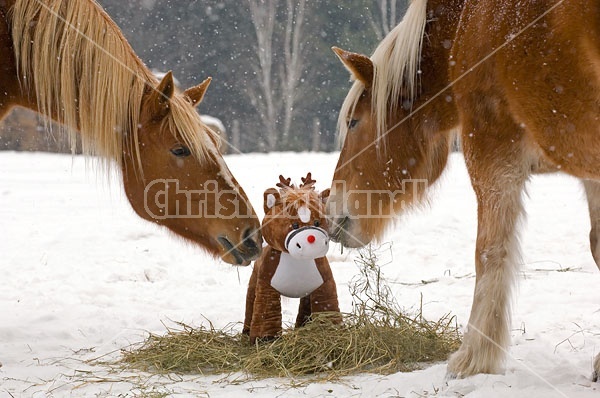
left=162, top=222, right=262, bottom=266
left=221, top=252, right=252, bottom=266
left=328, top=216, right=371, bottom=248
left=334, top=233, right=370, bottom=249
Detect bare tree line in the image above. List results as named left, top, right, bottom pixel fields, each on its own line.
left=246, top=0, right=308, bottom=152
left=369, top=0, right=401, bottom=40
left=1, top=0, right=407, bottom=153
left=244, top=0, right=404, bottom=152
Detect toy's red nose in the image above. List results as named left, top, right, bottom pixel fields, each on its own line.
left=307, top=235, right=316, bottom=244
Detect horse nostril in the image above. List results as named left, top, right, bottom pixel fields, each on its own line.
left=242, top=228, right=259, bottom=250
left=307, top=235, right=316, bottom=244
left=327, top=215, right=348, bottom=243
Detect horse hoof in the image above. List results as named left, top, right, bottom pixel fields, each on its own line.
left=593, top=370, right=599, bottom=383
left=447, top=348, right=471, bottom=378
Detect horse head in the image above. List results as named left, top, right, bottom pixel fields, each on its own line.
left=327, top=46, right=450, bottom=248
left=122, top=72, right=262, bottom=265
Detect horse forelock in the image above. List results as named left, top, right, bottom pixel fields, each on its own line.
left=336, top=79, right=364, bottom=147
left=163, top=94, right=214, bottom=164
left=9, top=0, right=211, bottom=174
left=338, top=0, right=428, bottom=151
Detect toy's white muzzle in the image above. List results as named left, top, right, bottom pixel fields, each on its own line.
left=284, top=226, right=329, bottom=259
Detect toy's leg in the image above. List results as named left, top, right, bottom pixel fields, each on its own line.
left=295, top=296, right=312, bottom=328
left=309, top=278, right=342, bottom=324
left=249, top=281, right=282, bottom=343
left=242, top=265, right=259, bottom=335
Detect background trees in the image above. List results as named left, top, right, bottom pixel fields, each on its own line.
left=0, top=0, right=407, bottom=153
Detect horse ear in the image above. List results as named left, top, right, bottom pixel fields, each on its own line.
left=264, top=188, right=281, bottom=213
left=184, top=77, right=212, bottom=107
left=319, top=188, right=330, bottom=205
left=148, top=70, right=175, bottom=120
left=332, top=46, right=373, bottom=88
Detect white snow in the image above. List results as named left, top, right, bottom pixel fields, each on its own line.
left=0, top=151, right=599, bottom=397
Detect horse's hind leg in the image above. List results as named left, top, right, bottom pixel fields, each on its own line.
left=582, top=180, right=600, bottom=270
left=593, top=353, right=600, bottom=382
left=448, top=104, right=530, bottom=377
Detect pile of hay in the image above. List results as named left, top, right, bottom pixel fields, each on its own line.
left=120, top=246, right=460, bottom=379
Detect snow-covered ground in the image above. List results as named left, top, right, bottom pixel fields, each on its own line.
left=0, top=151, right=599, bottom=397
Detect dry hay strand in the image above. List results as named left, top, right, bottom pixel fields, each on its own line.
left=120, top=245, right=461, bottom=379
left=121, top=321, right=251, bottom=375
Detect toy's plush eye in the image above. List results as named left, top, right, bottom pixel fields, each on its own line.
left=170, top=144, right=191, bottom=157
left=292, top=222, right=299, bottom=230
left=313, top=220, right=320, bottom=227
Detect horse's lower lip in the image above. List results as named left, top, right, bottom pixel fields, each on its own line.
left=328, top=216, right=368, bottom=248
left=329, top=232, right=342, bottom=243
left=217, top=236, right=250, bottom=265
left=328, top=216, right=348, bottom=243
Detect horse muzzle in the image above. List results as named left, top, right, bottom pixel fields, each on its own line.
left=328, top=215, right=370, bottom=248
left=218, top=228, right=262, bottom=265
left=326, top=191, right=372, bottom=248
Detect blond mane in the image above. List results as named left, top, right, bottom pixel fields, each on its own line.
left=338, top=0, right=428, bottom=146
left=9, top=0, right=210, bottom=172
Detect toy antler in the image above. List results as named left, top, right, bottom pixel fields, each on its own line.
left=300, top=172, right=316, bottom=190
left=276, top=175, right=293, bottom=190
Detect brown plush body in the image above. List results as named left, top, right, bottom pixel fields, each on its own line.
left=243, top=174, right=341, bottom=342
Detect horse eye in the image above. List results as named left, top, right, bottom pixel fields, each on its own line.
left=170, top=144, right=191, bottom=157
left=348, top=119, right=358, bottom=129
left=314, top=220, right=320, bottom=227
left=292, top=222, right=299, bottom=230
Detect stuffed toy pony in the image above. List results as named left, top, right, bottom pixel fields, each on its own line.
left=243, top=173, right=341, bottom=343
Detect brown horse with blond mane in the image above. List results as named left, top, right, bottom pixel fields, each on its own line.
left=0, top=0, right=261, bottom=265
left=327, top=0, right=600, bottom=379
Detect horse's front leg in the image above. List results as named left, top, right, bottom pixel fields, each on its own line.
left=448, top=116, right=530, bottom=377
left=582, top=179, right=600, bottom=270
left=581, top=183, right=600, bottom=381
